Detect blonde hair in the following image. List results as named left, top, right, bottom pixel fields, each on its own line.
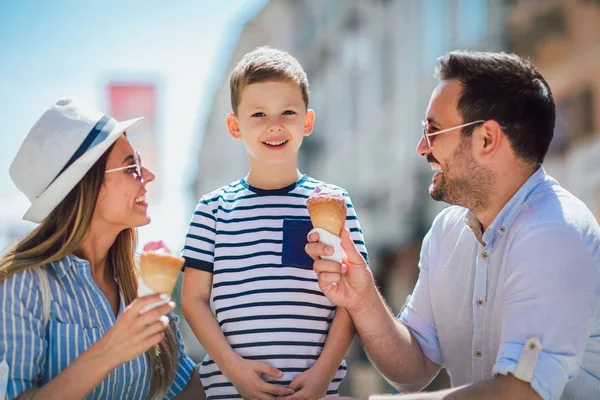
left=229, top=46, right=309, bottom=113
left=0, top=147, right=178, bottom=399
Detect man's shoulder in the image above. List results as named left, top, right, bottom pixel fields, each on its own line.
left=514, top=180, right=600, bottom=235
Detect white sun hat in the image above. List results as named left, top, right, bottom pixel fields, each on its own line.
left=9, top=97, right=144, bottom=223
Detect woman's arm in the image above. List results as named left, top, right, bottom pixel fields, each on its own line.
left=14, top=295, right=175, bottom=400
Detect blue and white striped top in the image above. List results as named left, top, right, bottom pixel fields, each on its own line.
left=182, top=175, right=369, bottom=400
left=0, top=254, right=196, bottom=400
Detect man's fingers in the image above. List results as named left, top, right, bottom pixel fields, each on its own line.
left=305, top=241, right=333, bottom=261
left=313, top=259, right=343, bottom=275
left=340, top=228, right=366, bottom=265
left=307, top=231, right=319, bottom=243
left=318, top=271, right=342, bottom=293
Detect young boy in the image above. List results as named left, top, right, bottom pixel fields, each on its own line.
left=181, top=46, right=369, bottom=400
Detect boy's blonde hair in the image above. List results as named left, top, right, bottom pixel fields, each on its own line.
left=229, top=46, right=309, bottom=114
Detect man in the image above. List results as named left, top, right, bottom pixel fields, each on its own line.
left=306, top=51, right=600, bottom=400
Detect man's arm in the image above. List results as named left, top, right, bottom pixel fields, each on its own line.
left=352, top=287, right=440, bottom=392
left=307, top=228, right=440, bottom=392
left=365, top=373, right=540, bottom=400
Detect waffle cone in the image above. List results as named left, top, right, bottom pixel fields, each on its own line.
left=306, top=196, right=346, bottom=236
left=139, top=251, right=184, bottom=295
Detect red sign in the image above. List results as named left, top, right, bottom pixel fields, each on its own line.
left=106, top=83, right=159, bottom=198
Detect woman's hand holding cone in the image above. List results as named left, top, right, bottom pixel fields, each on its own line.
left=95, top=294, right=174, bottom=367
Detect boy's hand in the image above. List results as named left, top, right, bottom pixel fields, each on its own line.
left=227, top=358, right=294, bottom=400
left=279, top=366, right=331, bottom=400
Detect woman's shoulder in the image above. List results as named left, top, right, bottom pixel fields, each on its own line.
left=0, top=265, right=46, bottom=317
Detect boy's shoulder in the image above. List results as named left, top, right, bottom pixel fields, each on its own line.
left=198, top=179, right=247, bottom=203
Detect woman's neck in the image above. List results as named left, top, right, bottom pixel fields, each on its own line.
left=74, top=223, right=119, bottom=282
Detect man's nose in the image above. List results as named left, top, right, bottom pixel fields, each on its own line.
left=416, top=135, right=430, bottom=157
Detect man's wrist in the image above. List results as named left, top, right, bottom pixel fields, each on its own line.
left=347, top=284, right=380, bottom=317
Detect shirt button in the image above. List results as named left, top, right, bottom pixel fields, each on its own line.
left=475, top=350, right=482, bottom=357
left=481, top=252, right=488, bottom=259
left=499, top=226, right=505, bottom=233
left=476, top=299, right=485, bottom=306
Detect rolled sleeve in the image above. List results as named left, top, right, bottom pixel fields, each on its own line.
left=398, top=227, right=443, bottom=366
left=0, top=269, right=46, bottom=400
left=493, top=223, right=600, bottom=400
left=494, top=341, right=571, bottom=400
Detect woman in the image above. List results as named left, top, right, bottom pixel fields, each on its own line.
left=0, top=97, right=196, bottom=399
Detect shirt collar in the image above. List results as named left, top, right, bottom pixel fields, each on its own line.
left=50, top=253, right=90, bottom=278
left=464, top=166, right=548, bottom=249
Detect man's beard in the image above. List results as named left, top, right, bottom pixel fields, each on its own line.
left=429, top=138, right=494, bottom=212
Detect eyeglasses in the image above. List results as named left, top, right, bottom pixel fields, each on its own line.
left=105, top=150, right=143, bottom=179
left=421, top=120, right=485, bottom=148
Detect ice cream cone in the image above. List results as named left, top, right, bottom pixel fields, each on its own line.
left=139, top=250, right=184, bottom=295
left=306, top=188, right=347, bottom=236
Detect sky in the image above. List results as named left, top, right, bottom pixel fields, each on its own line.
left=0, top=0, right=266, bottom=252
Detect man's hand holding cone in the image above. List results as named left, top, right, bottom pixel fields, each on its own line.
left=305, top=228, right=375, bottom=313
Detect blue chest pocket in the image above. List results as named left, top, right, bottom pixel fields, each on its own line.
left=282, top=219, right=314, bottom=270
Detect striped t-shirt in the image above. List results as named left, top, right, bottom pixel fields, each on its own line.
left=182, top=175, right=369, bottom=399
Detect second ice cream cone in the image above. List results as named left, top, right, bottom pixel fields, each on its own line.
left=139, top=251, right=184, bottom=295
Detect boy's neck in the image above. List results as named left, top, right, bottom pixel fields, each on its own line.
left=245, top=164, right=303, bottom=190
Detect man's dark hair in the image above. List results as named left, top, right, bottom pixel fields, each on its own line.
left=435, top=51, right=555, bottom=165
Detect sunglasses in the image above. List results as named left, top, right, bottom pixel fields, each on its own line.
left=421, top=120, right=485, bottom=148
left=105, top=150, right=143, bottom=179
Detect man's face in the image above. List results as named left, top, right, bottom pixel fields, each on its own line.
left=417, top=80, right=493, bottom=211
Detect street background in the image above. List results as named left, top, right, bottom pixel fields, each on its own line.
left=1, top=0, right=600, bottom=396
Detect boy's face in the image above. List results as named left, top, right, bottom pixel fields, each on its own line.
left=227, top=80, right=315, bottom=167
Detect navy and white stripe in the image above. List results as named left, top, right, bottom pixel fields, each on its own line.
left=0, top=254, right=196, bottom=400
left=182, top=175, right=368, bottom=400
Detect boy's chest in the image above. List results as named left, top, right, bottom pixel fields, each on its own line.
left=212, top=205, right=313, bottom=271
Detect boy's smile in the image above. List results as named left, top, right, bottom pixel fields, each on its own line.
left=227, top=80, right=315, bottom=167
left=262, top=137, right=288, bottom=149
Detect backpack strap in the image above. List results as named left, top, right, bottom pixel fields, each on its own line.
left=33, top=267, right=52, bottom=328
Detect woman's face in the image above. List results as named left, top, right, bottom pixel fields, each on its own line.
left=94, top=135, right=155, bottom=230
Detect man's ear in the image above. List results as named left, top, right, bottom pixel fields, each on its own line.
left=304, top=109, right=316, bottom=136
left=226, top=113, right=241, bottom=139
left=476, top=120, right=503, bottom=159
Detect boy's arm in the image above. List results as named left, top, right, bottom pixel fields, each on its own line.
left=180, top=269, right=238, bottom=376
left=313, top=306, right=355, bottom=378
left=283, top=303, right=354, bottom=400
left=181, top=268, right=294, bottom=399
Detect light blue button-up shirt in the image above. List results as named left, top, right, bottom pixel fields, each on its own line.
left=400, top=167, right=600, bottom=400
left=0, top=254, right=196, bottom=399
